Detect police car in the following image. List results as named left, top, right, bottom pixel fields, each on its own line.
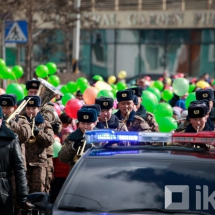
left=27, top=130, right=215, bottom=215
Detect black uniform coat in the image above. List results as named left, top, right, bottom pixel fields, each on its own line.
left=0, top=125, right=28, bottom=215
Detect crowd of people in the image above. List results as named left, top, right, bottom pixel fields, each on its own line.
left=1, top=71, right=215, bottom=215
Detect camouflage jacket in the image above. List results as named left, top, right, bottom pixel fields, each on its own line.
left=24, top=113, right=55, bottom=166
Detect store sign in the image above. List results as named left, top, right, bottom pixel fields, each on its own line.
left=82, top=10, right=215, bottom=28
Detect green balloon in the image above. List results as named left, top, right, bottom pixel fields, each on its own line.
left=1, top=66, right=12, bottom=79
left=111, top=89, right=118, bottom=98
left=12, top=65, right=24, bottom=79
left=20, top=84, right=28, bottom=96
left=53, top=140, right=62, bottom=158
left=46, top=62, right=57, bottom=75
left=159, top=116, right=178, bottom=132
left=117, top=81, right=127, bottom=90
left=97, top=90, right=114, bottom=99
left=76, top=77, right=88, bottom=88
left=154, top=103, right=173, bottom=123
left=146, top=87, right=161, bottom=101
left=188, top=84, right=196, bottom=93
left=0, top=58, right=6, bottom=67
left=185, top=92, right=196, bottom=109
left=112, top=109, right=118, bottom=114
left=93, top=75, right=103, bottom=81
left=141, top=91, right=158, bottom=113
left=111, top=84, right=117, bottom=90
left=6, top=83, right=24, bottom=101
left=173, top=78, right=189, bottom=96
left=47, top=75, right=60, bottom=87
left=67, top=81, right=77, bottom=93
left=80, top=84, right=89, bottom=94
left=62, top=93, right=75, bottom=106
left=153, top=81, right=164, bottom=91
left=60, top=85, right=69, bottom=94
left=35, top=65, right=49, bottom=78
left=161, top=89, right=173, bottom=101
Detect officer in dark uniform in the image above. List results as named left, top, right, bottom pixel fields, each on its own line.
left=26, top=79, right=40, bottom=96
left=130, top=86, right=159, bottom=131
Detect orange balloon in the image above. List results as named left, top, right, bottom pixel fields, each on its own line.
left=83, top=87, right=98, bottom=105
left=0, top=88, right=5, bottom=95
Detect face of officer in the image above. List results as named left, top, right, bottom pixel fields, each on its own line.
left=28, top=89, right=38, bottom=96
left=189, top=117, right=207, bottom=131
left=25, top=106, right=40, bottom=118
left=2, top=106, right=17, bottom=117
left=118, top=100, right=134, bottom=117
left=79, top=121, right=97, bottom=133
left=100, top=109, right=112, bottom=122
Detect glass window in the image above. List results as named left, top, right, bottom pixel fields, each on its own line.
left=92, top=29, right=115, bottom=43
left=116, top=45, right=139, bottom=77
left=80, top=44, right=91, bottom=75
left=116, top=30, right=139, bottom=43
left=140, top=30, right=165, bottom=44
left=91, top=44, right=115, bottom=77
left=166, top=30, right=189, bottom=44
left=80, top=30, right=91, bottom=43
left=191, top=29, right=215, bottom=43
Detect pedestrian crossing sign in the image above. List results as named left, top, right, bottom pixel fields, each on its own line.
left=5, top=20, right=28, bottom=43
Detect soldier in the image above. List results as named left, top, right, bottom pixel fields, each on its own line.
left=59, top=108, right=98, bottom=168
left=114, top=89, right=151, bottom=132
left=0, top=94, right=31, bottom=214
left=131, top=86, right=159, bottom=132
left=26, top=79, right=40, bottom=96
left=0, top=106, right=28, bottom=215
left=23, top=96, right=54, bottom=211
left=95, top=97, right=128, bottom=131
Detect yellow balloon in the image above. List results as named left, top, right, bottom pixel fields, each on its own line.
left=118, top=70, right=127, bottom=79
left=108, top=75, right=116, bottom=84
left=196, top=80, right=210, bottom=89
left=166, top=77, right=172, bottom=85
left=95, top=81, right=112, bottom=91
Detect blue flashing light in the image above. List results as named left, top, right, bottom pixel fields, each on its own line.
left=90, top=150, right=139, bottom=156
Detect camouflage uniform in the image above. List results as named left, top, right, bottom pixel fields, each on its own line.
left=25, top=116, right=54, bottom=193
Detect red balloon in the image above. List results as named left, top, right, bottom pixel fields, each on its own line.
left=158, top=77, right=163, bottom=81
left=53, top=103, right=61, bottom=116
left=144, top=76, right=151, bottom=81
left=177, top=73, right=184, bottom=78
left=164, top=85, right=173, bottom=91
left=65, top=99, right=83, bottom=119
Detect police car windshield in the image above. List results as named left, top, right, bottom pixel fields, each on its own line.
left=58, top=153, right=215, bottom=214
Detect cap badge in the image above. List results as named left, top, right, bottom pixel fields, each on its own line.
left=202, top=93, right=208, bottom=98
left=2, top=101, right=7, bottom=105
left=103, top=102, right=108, bottom=106
left=29, top=101, right=34, bottom=104
left=122, top=93, right=127, bottom=98
left=83, top=115, right=89, bottom=119
left=32, top=83, right=37, bottom=87
left=194, top=110, right=200, bottom=114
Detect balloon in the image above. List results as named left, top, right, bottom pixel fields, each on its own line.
left=0, top=88, right=5, bottom=95
left=188, top=84, right=196, bottom=93
left=159, top=116, right=178, bottom=132
left=47, top=75, right=60, bottom=87
left=108, top=76, right=116, bottom=84
left=111, top=89, right=118, bottom=98
left=95, top=81, right=112, bottom=91
left=172, top=78, right=189, bottom=96
left=112, top=109, right=118, bottom=114
left=113, top=100, right=117, bottom=109
left=196, top=80, right=210, bottom=89
left=97, top=90, right=114, bottom=99
left=83, top=87, right=98, bottom=105
left=0, top=66, right=12, bottom=79
left=154, top=103, right=173, bottom=123
left=12, top=65, right=24, bottom=79
left=20, top=84, right=28, bottom=96
left=62, top=93, right=75, bottom=106
left=185, top=92, right=196, bottom=109
left=53, top=103, right=61, bottom=116
left=67, top=81, right=77, bottom=93
left=118, top=70, right=127, bottom=79
left=60, top=85, right=69, bottom=94
left=146, top=87, right=161, bottom=101
left=0, top=58, right=6, bottom=67
left=164, top=85, right=173, bottom=91
left=35, top=65, right=49, bottom=78
left=54, top=135, right=61, bottom=143
left=93, top=75, right=103, bottom=81
left=166, top=77, right=172, bottom=85
left=153, top=80, right=164, bottom=91
left=161, top=89, right=173, bottom=101
left=76, top=77, right=88, bottom=88
left=46, top=62, right=57, bottom=75
left=6, top=83, right=24, bottom=101
left=117, top=81, right=127, bottom=90
left=141, top=91, right=158, bottom=113
left=65, top=99, right=83, bottom=119
left=53, top=140, right=62, bottom=158
left=111, top=84, right=117, bottom=90
left=80, top=83, right=89, bottom=94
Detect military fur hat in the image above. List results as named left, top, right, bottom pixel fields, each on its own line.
left=188, top=102, right=207, bottom=118
left=116, top=89, right=134, bottom=102
left=77, top=108, right=98, bottom=122
left=0, top=94, right=17, bottom=106
left=196, top=89, right=214, bottom=101
left=0, top=106, right=2, bottom=119
left=82, top=104, right=101, bottom=115
left=26, top=80, right=40, bottom=90
left=24, top=96, right=41, bottom=107
left=133, top=95, right=138, bottom=105
left=95, top=97, right=114, bottom=110
left=130, top=86, right=143, bottom=97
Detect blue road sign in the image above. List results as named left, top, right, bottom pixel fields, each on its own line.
left=5, top=20, right=28, bottom=43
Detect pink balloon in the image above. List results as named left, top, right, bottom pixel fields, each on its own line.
left=53, top=103, right=61, bottom=116
left=164, top=85, right=173, bottom=91
left=113, top=100, right=117, bottom=109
